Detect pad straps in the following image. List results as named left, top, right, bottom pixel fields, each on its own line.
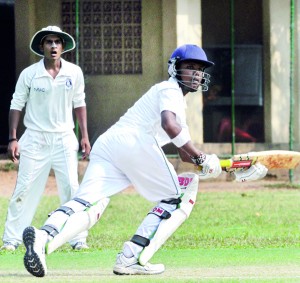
left=73, top=197, right=92, bottom=208
left=131, top=234, right=150, bottom=247
left=148, top=206, right=171, bottom=219
left=42, top=224, right=59, bottom=237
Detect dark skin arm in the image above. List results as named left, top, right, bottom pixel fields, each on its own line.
left=74, top=106, right=91, bottom=159
left=7, top=109, right=22, bottom=162
left=161, top=110, right=201, bottom=164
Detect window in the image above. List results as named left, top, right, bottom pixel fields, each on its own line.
left=202, top=0, right=264, bottom=143
left=62, top=0, right=142, bottom=75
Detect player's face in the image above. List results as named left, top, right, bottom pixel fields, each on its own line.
left=177, top=61, right=206, bottom=91
left=40, top=35, right=64, bottom=60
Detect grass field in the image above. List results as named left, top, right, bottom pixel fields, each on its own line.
left=0, top=186, right=299, bottom=282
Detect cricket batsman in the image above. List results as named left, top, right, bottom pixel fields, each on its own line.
left=22, top=44, right=267, bottom=277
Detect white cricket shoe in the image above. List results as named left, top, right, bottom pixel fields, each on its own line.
left=23, top=226, right=48, bottom=277
left=0, top=242, right=18, bottom=251
left=72, top=241, right=89, bottom=250
left=113, top=252, right=165, bottom=275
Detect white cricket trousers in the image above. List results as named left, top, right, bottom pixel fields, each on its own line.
left=71, top=129, right=182, bottom=258
left=2, top=129, right=87, bottom=246
left=75, top=129, right=182, bottom=203
left=42, top=129, right=182, bottom=258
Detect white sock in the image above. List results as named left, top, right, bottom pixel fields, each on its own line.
left=123, top=241, right=143, bottom=258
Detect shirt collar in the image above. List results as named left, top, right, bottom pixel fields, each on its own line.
left=36, top=58, right=67, bottom=77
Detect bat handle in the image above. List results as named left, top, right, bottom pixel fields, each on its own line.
left=220, top=159, right=253, bottom=169
left=198, top=159, right=233, bottom=171
left=220, top=159, right=233, bottom=168
left=197, top=159, right=253, bottom=171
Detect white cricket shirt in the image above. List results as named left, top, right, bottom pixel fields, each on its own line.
left=111, top=77, right=191, bottom=147
left=10, top=58, right=86, bottom=132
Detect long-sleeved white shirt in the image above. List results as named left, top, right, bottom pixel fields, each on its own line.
left=10, top=58, right=86, bottom=132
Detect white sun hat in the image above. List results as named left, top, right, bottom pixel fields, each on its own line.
left=30, top=26, right=75, bottom=56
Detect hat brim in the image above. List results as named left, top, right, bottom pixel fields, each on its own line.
left=30, top=30, right=75, bottom=57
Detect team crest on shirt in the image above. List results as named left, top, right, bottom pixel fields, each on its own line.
left=66, top=78, right=73, bottom=89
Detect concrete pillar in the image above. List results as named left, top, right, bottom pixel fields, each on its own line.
left=176, top=0, right=204, bottom=144
left=268, top=0, right=291, bottom=143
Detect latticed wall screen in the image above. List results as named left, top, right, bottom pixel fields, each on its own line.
left=62, top=0, right=142, bottom=75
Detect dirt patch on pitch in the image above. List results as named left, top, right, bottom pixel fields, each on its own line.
left=0, top=158, right=299, bottom=197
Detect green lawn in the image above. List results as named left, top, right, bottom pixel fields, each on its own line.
left=0, top=187, right=299, bottom=282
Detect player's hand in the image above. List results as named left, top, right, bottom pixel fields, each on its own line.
left=196, top=154, right=222, bottom=180
left=233, top=163, right=268, bottom=182
left=7, top=140, right=20, bottom=163
left=81, top=137, right=91, bottom=160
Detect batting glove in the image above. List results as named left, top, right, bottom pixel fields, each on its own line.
left=233, top=163, right=268, bottom=182
left=192, top=153, right=222, bottom=180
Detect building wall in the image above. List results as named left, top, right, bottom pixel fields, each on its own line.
left=15, top=1, right=61, bottom=75
left=13, top=0, right=300, bottom=154
left=86, top=0, right=171, bottom=142
left=15, top=0, right=177, bottom=143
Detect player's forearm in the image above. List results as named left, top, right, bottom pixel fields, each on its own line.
left=8, top=109, right=21, bottom=139
left=74, top=106, right=89, bottom=139
left=161, top=110, right=203, bottom=159
left=178, top=141, right=202, bottom=163
left=177, top=148, right=193, bottom=163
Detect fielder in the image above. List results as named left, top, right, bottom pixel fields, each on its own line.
left=22, top=44, right=267, bottom=277
left=1, top=26, right=90, bottom=251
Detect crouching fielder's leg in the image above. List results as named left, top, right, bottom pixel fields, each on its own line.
left=113, top=173, right=198, bottom=275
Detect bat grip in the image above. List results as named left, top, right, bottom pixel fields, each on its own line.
left=197, top=159, right=232, bottom=171
left=197, top=159, right=253, bottom=171
left=220, top=159, right=252, bottom=169
left=220, top=159, right=232, bottom=168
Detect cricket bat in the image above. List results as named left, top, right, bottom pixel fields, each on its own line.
left=219, top=150, right=300, bottom=170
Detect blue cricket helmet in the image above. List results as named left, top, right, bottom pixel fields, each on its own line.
left=168, top=44, right=214, bottom=92
left=168, top=44, right=214, bottom=74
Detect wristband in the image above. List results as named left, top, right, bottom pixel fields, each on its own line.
left=190, top=152, right=206, bottom=165
left=171, top=129, right=190, bottom=148
left=8, top=138, right=18, bottom=143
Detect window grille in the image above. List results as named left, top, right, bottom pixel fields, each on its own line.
left=62, top=0, right=142, bottom=75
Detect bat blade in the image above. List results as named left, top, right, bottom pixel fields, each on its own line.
left=220, top=150, right=300, bottom=170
